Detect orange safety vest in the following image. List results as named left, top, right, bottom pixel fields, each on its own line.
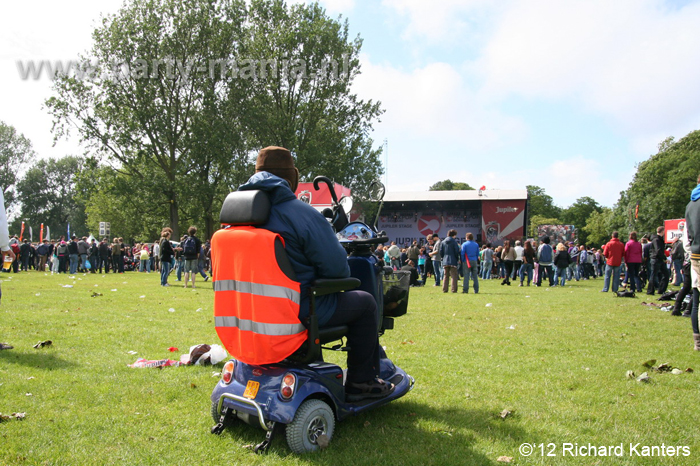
left=212, top=225, right=306, bottom=365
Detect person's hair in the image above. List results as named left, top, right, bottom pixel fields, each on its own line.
left=503, top=239, right=511, bottom=253
left=466, top=232, right=474, bottom=240
left=542, top=236, right=550, bottom=244
left=656, top=226, right=664, bottom=234
left=161, top=231, right=170, bottom=238
left=188, top=226, right=197, bottom=236
left=557, top=242, right=566, bottom=251
left=524, top=240, right=534, bottom=254
left=432, top=233, right=439, bottom=239
left=629, top=231, right=637, bottom=241
left=448, top=229, right=457, bottom=237
left=611, top=231, right=619, bottom=238
left=515, top=240, right=521, bottom=246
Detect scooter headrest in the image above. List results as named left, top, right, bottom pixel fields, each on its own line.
left=219, top=190, right=271, bottom=226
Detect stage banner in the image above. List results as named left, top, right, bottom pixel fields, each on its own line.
left=481, top=200, right=526, bottom=246
left=40, top=223, right=44, bottom=242
left=377, top=210, right=480, bottom=246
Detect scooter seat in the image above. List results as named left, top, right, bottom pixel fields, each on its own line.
left=318, top=325, right=349, bottom=345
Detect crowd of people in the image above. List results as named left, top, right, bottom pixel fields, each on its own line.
left=1, top=228, right=212, bottom=289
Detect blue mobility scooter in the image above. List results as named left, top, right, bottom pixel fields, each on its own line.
left=209, top=178, right=413, bottom=453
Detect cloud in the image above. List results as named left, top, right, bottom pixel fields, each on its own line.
left=478, top=0, right=700, bottom=136
left=353, top=55, right=527, bottom=153
left=318, top=0, right=356, bottom=15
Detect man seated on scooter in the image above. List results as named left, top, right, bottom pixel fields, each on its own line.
left=238, top=146, right=394, bottom=400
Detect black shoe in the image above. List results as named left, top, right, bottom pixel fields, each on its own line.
left=0, top=343, right=13, bottom=350
left=346, top=378, right=395, bottom=401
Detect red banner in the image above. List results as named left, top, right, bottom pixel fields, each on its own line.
left=664, top=218, right=685, bottom=244
left=40, top=223, right=44, bottom=242
left=20, top=221, right=25, bottom=241
left=481, top=200, right=527, bottom=245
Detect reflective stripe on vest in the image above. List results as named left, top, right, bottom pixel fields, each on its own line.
left=215, top=316, right=305, bottom=336
left=213, top=279, right=300, bottom=304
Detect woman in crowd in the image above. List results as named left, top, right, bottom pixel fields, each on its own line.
left=500, top=240, right=516, bottom=286
left=553, top=242, right=572, bottom=286
left=159, top=230, right=175, bottom=286
left=624, top=231, right=643, bottom=292
left=520, top=240, right=536, bottom=286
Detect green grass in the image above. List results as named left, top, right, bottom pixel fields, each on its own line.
left=1, top=271, right=698, bottom=465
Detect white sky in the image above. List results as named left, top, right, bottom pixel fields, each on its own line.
left=2, top=0, right=700, bottom=209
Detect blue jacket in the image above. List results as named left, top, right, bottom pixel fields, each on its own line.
left=460, top=240, right=479, bottom=265
left=440, top=236, right=461, bottom=267
left=239, top=172, right=350, bottom=326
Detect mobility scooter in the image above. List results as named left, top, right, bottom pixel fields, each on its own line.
left=209, top=178, right=413, bottom=453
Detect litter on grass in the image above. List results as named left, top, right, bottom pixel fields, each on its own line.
left=168, top=308, right=176, bottom=313
left=128, top=358, right=184, bottom=368
left=61, top=285, right=73, bottom=288
left=33, top=340, right=52, bottom=349
left=485, top=303, right=493, bottom=307
left=0, top=413, right=26, bottom=422
left=179, top=344, right=227, bottom=365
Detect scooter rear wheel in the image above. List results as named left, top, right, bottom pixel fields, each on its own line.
left=286, top=399, right=335, bottom=453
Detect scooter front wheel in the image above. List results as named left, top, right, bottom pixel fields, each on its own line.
left=286, top=399, right=335, bottom=453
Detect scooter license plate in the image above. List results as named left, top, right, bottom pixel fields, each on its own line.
left=243, top=380, right=260, bottom=399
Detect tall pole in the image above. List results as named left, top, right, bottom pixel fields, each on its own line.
left=383, top=138, right=388, bottom=189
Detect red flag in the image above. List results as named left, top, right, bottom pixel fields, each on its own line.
left=20, top=221, right=25, bottom=241
left=634, top=203, right=639, bottom=219
left=40, top=223, right=44, bottom=242
left=480, top=185, right=486, bottom=191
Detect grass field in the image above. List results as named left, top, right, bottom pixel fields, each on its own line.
left=1, top=270, right=698, bottom=465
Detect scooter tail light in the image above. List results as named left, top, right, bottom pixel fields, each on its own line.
left=222, top=360, right=235, bottom=384
left=280, top=372, right=296, bottom=400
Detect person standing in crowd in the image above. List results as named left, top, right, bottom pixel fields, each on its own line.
left=500, top=240, right=516, bottom=286
left=139, top=245, right=150, bottom=272
left=481, top=244, right=494, bottom=279
left=624, top=231, right=643, bottom=293
left=56, top=240, right=69, bottom=273
left=386, top=241, right=401, bottom=270
left=417, top=246, right=427, bottom=281
left=1, top=187, right=16, bottom=349
left=182, top=226, right=202, bottom=289
left=512, top=240, right=524, bottom=282
left=672, top=225, right=692, bottom=317
left=67, top=236, right=79, bottom=274
left=98, top=238, right=110, bottom=273
left=430, top=233, right=443, bottom=287
left=601, top=231, right=625, bottom=293
left=159, top=229, right=174, bottom=286
left=536, top=237, right=554, bottom=287
left=553, top=242, right=572, bottom=287
left=36, top=239, right=49, bottom=272
left=77, top=236, right=89, bottom=272
left=19, top=239, right=32, bottom=271
left=684, top=174, right=700, bottom=350
left=461, top=232, right=479, bottom=294
left=670, top=237, right=685, bottom=286
left=440, top=229, right=460, bottom=293
left=520, top=240, right=535, bottom=286
left=567, top=242, right=580, bottom=281
left=647, top=226, right=669, bottom=296
left=88, top=238, right=98, bottom=273
left=407, top=240, right=419, bottom=267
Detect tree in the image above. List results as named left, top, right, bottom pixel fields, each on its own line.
left=583, top=208, right=614, bottom=248
left=233, top=0, right=384, bottom=200
left=13, top=156, right=87, bottom=238
left=0, top=121, right=36, bottom=212
left=560, top=196, right=603, bottom=245
left=429, top=180, right=474, bottom=191
left=47, top=0, right=249, bottom=239
left=612, top=130, right=700, bottom=234
left=526, top=185, right=561, bottom=219
left=47, top=0, right=384, bottom=238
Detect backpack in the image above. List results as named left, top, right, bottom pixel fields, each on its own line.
left=182, top=236, right=197, bottom=255
left=579, top=250, right=587, bottom=263
left=539, top=244, right=552, bottom=263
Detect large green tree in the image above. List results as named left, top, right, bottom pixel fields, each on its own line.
left=429, top=179, right=474, bottom=191
left=583, top=208, right=614, bottom=248
left=47, top=0, right=384, bottom=238
left=14, top=156, right=87, bottom=238
left=0, top=121, right=36, bottom=212
left=526, top=185, right=562, bottom=219
left=612, top=131, right=700, bottom=234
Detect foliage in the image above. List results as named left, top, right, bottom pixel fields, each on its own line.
left=429, top=179, right=474, bottom=191
left=582, top=207, right=614, bottom=248
left=0, top=120, right=36, bottom=211
left=560, top=196, right=603, bottom=245
left=46, top=0, right=384, bottom=239
left=526, top=185, right=561, bottom=220
left=12, top=156, right=87, bottom=238
left=612, top=131, right=700, bottom=234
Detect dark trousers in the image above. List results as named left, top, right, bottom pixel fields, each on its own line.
left=537, top=265, right=553, bottom=286
left=647, top=258, right=669, bottom=294
left=626, top=262, right=642, bottom=292
left=324, top=290, right=380, bottom=384
left=100, top=256, right=110, bottom=273
left=673, top=262, right=692, bottom=314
